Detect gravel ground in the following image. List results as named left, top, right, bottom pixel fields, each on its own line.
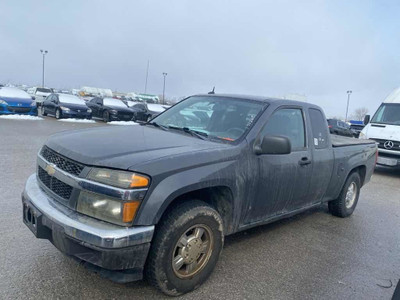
left=0, top=117, right=399, bottom=299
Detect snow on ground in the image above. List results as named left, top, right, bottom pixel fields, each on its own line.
left=107, top=121, right=140, bottom=125
left=58, top=118, right=96, bottom=123
left=0, top=115, right=43, bottom=121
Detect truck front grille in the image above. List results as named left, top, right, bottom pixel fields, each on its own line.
left=38, top=166, right=73, bottom=200
left=41, top=146, right=84, bottom=176
left=372, top=139, right=400, bottom=152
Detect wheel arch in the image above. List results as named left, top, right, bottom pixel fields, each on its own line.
left=154, top=185, right=235, bottom=235
left=348, top=164, right=366, bottom=186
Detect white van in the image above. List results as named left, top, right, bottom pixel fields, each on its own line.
left=360, top=87, right=400, bottom=167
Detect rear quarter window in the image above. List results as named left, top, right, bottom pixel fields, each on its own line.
left=309, top=108, right=329, bottom=149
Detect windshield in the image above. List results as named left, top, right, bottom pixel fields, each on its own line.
left=36, top=88, right=53, bottom=93
left=151, top=96, right=265, bottom=142
left=371, top=103, right=400, bottom=125
left=59, top=94, right=86, bottom=105
left=104, top=98, right=128, bottom=108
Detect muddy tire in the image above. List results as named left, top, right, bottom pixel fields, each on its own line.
left=329, top=172, right=361, bottom=218
left=146, top=200, right=224, bottom=296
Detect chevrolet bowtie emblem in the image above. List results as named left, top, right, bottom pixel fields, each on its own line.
left=45, top=163, right=56, bottom=176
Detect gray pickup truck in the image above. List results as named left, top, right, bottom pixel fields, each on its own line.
left=22, top=94, right=377, bottom=296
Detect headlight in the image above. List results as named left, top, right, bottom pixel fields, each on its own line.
left=60, top=106, right=70, bottom=111
left=30, top=101, right=36, bottom=107
left=109, top=110, right=118, bottom=114
left=87, top=168, right=150, bottom=189
left=359, top=131, right=366, bottom=139
left=87, top=108, right=92, bottom=113
left=0, top=100, right=8, bottom=105
left=77, top=191, right=140, bottom=225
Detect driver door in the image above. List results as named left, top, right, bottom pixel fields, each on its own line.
left=244, top=107, right=313, bottom=224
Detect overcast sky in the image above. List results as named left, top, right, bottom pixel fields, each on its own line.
left=1, top=0, right=399, bottom=117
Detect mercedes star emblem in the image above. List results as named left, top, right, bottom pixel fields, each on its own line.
left=384, top=140, right=394, bottom=150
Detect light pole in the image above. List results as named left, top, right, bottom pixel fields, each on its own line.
left=144, top=60, right=149, bottom=93
left=345, top=90, right=352, bottom=122
left=162, top=72, right=167, bottom=104
left=40, top=49, right=48, bottom=87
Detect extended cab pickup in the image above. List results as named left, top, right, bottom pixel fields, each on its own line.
left=22, top=94, right=377, bottom=296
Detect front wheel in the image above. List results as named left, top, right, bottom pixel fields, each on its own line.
left=41, top=106, right=47, bottom=116
left=55, top=109, right=61, bottom=119
left=146, top=200, right=224, bottom=296
left=103, top=111, right=110, bottom=122
left=329, top=172, right=361, bottom=217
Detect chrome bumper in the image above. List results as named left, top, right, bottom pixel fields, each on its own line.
left=22, top=174, right=154, bottom=249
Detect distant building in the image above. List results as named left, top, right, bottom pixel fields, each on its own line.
left=79, top=86, right=113, bottom=97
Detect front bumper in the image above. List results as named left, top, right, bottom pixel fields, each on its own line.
left=22, top=174, right=154, bottom=281
left=61, top=110, right=92, bottom=119
left=0, top=104, right=37, bottom=115
left=110, top=113, right=134, bottom=121
left=376, top=152, right=400, bottom=168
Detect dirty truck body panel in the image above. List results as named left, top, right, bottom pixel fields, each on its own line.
left=22, top=94, right=377, bottom=281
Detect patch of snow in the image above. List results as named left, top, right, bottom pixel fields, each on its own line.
left=107, top=121, right=140, bottom=126
left=147, top=103, right=170, bottom=112
left=58, top=118, right=96, bottom=123
left=0, top=87, right=31, bottom=99
left=0, top=115, right=43, bottom=120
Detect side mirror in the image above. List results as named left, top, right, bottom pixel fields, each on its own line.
left=364, top=115, right=370, bottom=125
left=254, top=135, right=291, bottom=155
left=31, top=96, right=35, bottom=100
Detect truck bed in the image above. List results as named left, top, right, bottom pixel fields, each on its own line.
left=331, top=135, right=376, bottom=147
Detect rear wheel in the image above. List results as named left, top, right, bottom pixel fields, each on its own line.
left=41, top=106, right=47, bottom=116
left=103, top=111, right=110, bottom=122
left=55, top=109, right=61, bottom=119
left=146, top=200, right=224, bottom=296
left=329, top=172, right=361, bottom=217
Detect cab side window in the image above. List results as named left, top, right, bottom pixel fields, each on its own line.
left=309, top=108, right=328, bottom=149
left=260, top=108, right=306, bottom=150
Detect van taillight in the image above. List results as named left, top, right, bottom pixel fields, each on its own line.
left=328, top=125, right=332, bottom=128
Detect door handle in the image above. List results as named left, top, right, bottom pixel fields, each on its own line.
left=299, top=157, right=312, bottom=166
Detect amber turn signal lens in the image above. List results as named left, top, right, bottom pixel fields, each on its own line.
left=130, top=174, right=149, bottom=188
left=123, top=201, right=140, bottom=223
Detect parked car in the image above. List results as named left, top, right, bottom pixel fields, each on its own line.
left=327, top=119, right=354, bottom=137
left=0, top=87, right=37, bottom=116
left=360, top=86, right=400, bottom=168
left=126, top=102, right=169, bottom=122
left=41, top=93, right=92, bottom=119
left=27, top=87, right=54, bottom=107
left=349, top=121, right=365, bottom=138
left=22, top=94, right=377, bottom=296
left=86, top=97, right=134, bottom=122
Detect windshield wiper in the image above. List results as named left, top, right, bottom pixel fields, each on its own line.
left=168, top=126, right=209, bottom=140
left=144, top=121, right=169, bottom=131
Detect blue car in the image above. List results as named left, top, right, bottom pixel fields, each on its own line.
left=41, top=93, right=92, bottom=119
left=0, top=87, right=38, bottom=116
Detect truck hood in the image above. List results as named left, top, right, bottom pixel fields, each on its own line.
left=364, top=123, right=400, bottom=141
left=46, top=125, right=230, bottom=171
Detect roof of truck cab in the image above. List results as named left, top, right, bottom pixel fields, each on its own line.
left=193, top=93, right=319, bottom=108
